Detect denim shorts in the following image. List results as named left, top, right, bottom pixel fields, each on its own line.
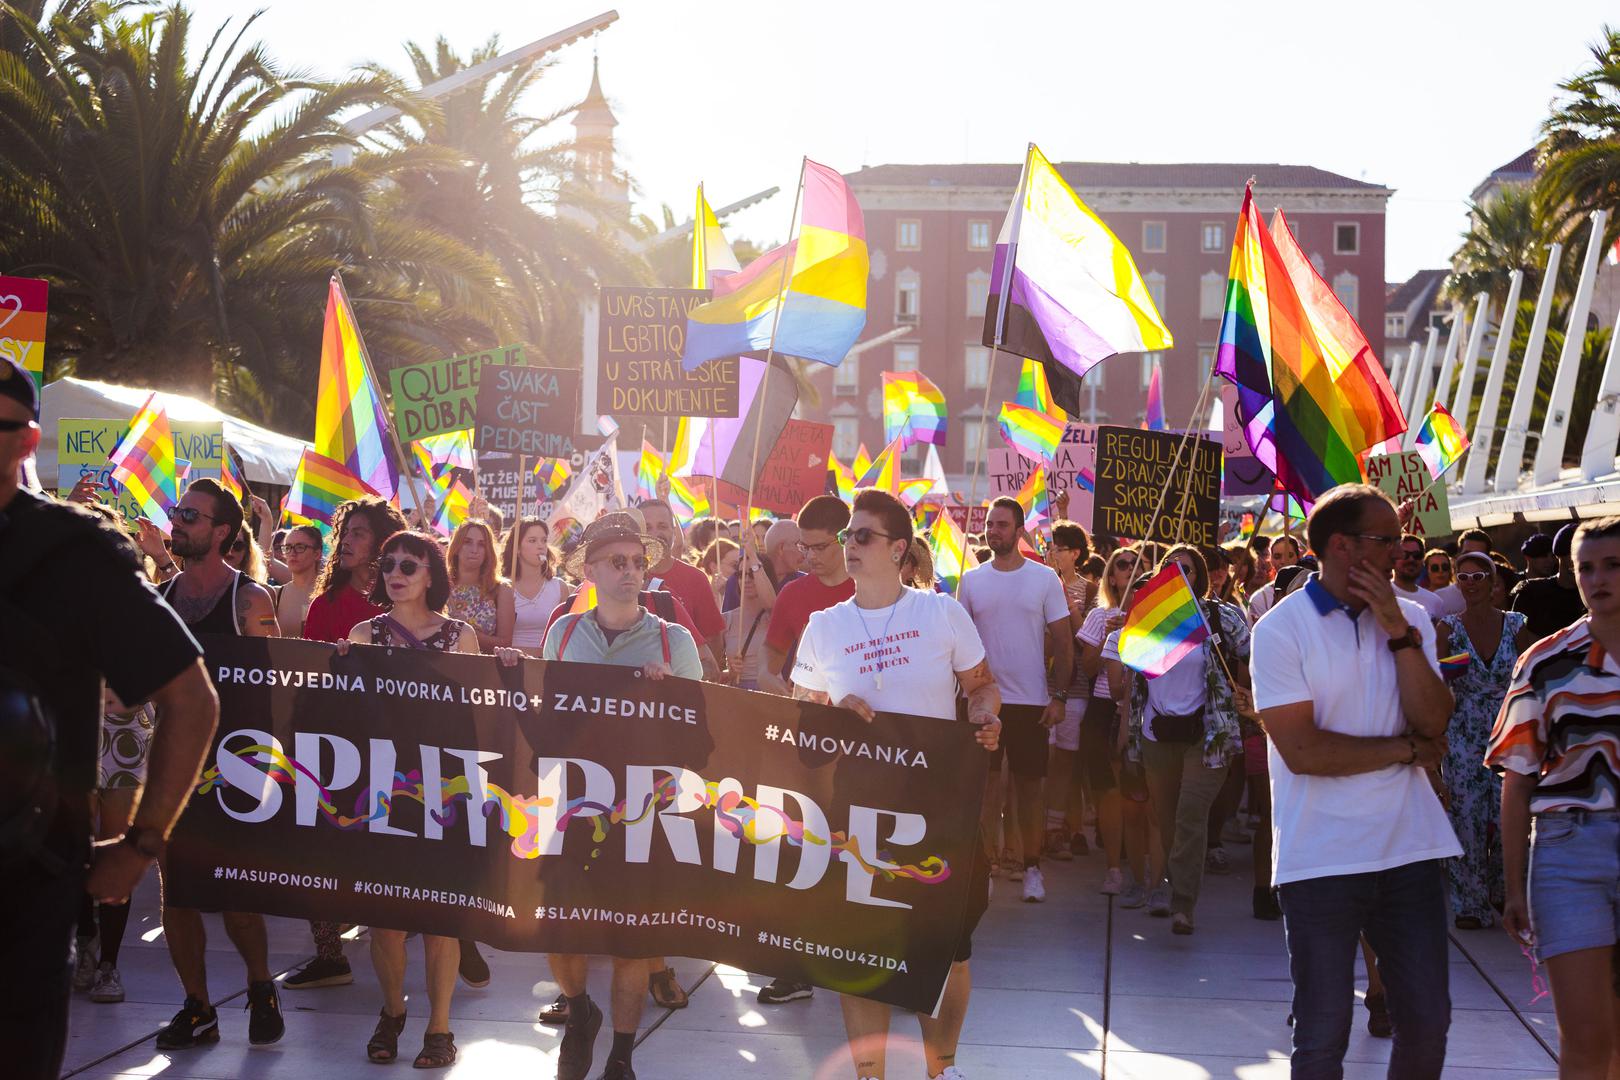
left=1529, top=810, right=1620, bottom=962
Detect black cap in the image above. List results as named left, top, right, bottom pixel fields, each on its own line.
left=0, top=356, right=38, bottom=420
left=1553, top=523, right=1577, bottom=558
left=1520, top=533, right=1554, bottom=558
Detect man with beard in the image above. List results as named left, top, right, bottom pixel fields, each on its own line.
left=150, top=479, right=287, bottom=1050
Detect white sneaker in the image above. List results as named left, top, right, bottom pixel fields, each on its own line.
left=72, top=938, right=97, bottom=991
left=89, top=963, right=125, bottom=1003
left=1099, top=867, right=1124, bottom=895
left=1022, top=864, right=1046, bottom=903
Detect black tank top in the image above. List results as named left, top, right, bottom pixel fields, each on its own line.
left=161, top=571, right=243, bottom=636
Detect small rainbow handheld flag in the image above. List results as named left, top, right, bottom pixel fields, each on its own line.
left=898, top=477, right=935, bottom=508
left=1439, top=652, right=1472, bottom=680
left=413, top=430, right=475, bottom=477
left=286, top=448, right=379, bottom=526
left=828, top=452, right=855, bottom=501
left=533, top=457, right=571, bottom=499
left=852, top=443, right=873, bottom=484
left=881, top=370, right=948, bottom=450
left=1015, top=465, right=1050, bottom=526
left=668, top=474, right=710, bottom=525
left=997, top=401, right=1064, bottom=465
left=1414, top=403, right=1470, bottom=480
left=219, top=445, right=249, bottom=505
left=928, top=506, right=978, bottom=594
left=1118, top=563, right=1211, bottom=679
left=429, top=477, right=473, bottom=538
left=636, top=441, right=666, bottom=503
left=1015, top=358, right=1065, bottom=425
left=107, top=392, right=179, bottom=533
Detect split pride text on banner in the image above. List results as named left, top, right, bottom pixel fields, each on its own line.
left=167, top=637, right=988, bottom=1013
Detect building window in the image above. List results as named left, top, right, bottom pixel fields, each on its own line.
left=1142, top=221, right=1166, bottom=253
left=1083, top=361, right=1106, bottom=391
left=895, top=269, right=920, bottom=324
left=834, top=354, right=859, bottom=397
left=1198, top=346, right=1215, bottom=383
left=1385, top=313, right=1406, bottom=338
left=1334, top=222, right=1360, bottom=255
left=1332, top=271, right=1359, bottom=320
left=1201, top=223, right=1225, bottom=253
left=964, top=345, right=991, bottom=390
left=1199, top=271, right=1225, bottom=321
left=893, top=344, right=920, bottom=372
left=968, top=220, right=992, bottom=251
left=896, top=220, right=921, bottom=251
left=1144, top=271, right=1167, bottom=317
left=1310, top=252, right=1326, bottom=276
left=833, top=416, right=859, bottom=460
left=1141, top=352, right=1162, bottom=389
left=1429, top=310, right=1449, bottom=331
left=961, top=417, right=987, bottom=465
left=965, top=269, right=990, bottom=316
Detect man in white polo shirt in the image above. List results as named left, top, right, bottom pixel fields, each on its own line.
left=1251, top=484, right=1459, bottom=1080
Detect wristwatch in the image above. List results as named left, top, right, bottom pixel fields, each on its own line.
left=1387, top=626, right=1420, bottom=653
left=120, top=825, right=167, bottom=859
left=1052, top=689, right=1069, bottom=702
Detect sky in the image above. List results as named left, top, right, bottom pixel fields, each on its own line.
left=186, top=0, right=1615, bottom=283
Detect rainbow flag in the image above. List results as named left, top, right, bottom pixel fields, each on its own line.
left=1015, top=465, right=1050, bottom=526
left=692, top=182, right=741, bottom=289
left=219, top=445, right=249, bottom=505
left=828, top=452, right=855, bottom=501
left=668, top=474, right=710, bottom=525
left=287, top=448, right=379, bottom=526
left=1143, top=360, right=1167, bottom=431
left=636, top=441, right=666, bottom=502
left=857, top=437, right=902, bottom=493
left=1118, top=563, right=1210, bottom=679
left=1015, top=358, right=1065, bottom=425
left=898, top=477, right=935, bottom=508
left=429, top=476, right=473, bottom=538
left=413, top=430, right=475, bottom=477
left=107, top=392, right=179, bottom=533
left=1239, top=512, right=1256, bottom=540
left=852, top=443, right=873, bottom=484
left=315, top=276, right=398, bottom=499
left=682, top=159, right=868, bottom=370
left=1415, top=403, right=1470, bottom=480
left=997, top=401, right=1064, bottom=466
left=881, top=370, right=948, bottom=450
left=533, top=457, right=572, bottom=499
left=568, top=581, right=599, bottom=614
left=1439, top=652, right=1472, bottom=680
left=928, top=505, right=978, bottom=594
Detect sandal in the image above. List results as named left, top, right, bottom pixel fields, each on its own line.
left=367, top=1009, right=407, bottom=1063
left=649, top=966, right=689, bottom=1009
left=413, top=1031, right=456, bottom=1069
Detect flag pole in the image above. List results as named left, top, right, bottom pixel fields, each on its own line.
left=331, top=272, right=427, bottom=518
left=516, top=455, right=527, bottom=523
left=1139, top=369, right=1218, bottom=553
left=743, top=157, right=808, bottom=525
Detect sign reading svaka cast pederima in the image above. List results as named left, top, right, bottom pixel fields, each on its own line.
left=597, top=287, right=741, bottom=418
left=1091, top=425, right=1223, bottom=547
left=474, top=365, right=594, bottom=458
left=168, top=637, right=989, bottom=1013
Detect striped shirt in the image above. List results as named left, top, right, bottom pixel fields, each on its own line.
left=1485, top=617, right=1620, bottom=813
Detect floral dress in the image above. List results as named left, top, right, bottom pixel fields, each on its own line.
left=447, top=584, right=498, bottom=638
left=1438, top=609, right=1527, bottom=923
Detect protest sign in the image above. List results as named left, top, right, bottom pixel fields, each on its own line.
left=989, top=422, right=1096, bottom=523
left=749, top=420, right=834, bottom=516
left=58, top=417, right=223, bottom=521
left=388, top=345, right=524, bottom=442
left=598, top=287, right=740, bottom=418
left=0, top=275, right=48, bottom=390
left=1092, top=426, right=1222, bottom=546
left=168, top=636, right=988, bottom=1013
left=474, top=365, right=594, bottom=458
left=1367, top=452, right=1452, bottom=538
left=945, top=505, right=989, bottom=535
left=1219, top=383, right=1273, bottom=497
left=986, top=448, right=1027, bottom=499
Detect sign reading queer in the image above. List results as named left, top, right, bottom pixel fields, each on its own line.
left=1092, top=426, right=1222, bottom=546
left=389, top=345, right=523, bottom=442
left=598, top=287, right=740, bottom=418
left=749, top=420, right=834, bottom=515
left=474, top=366, right=587, bottom=458
left=168, top=637, right=987, bottom=1013
left=1367, top=452, right=1452, bottom=538
left=0, top=274, right=48, bottom=389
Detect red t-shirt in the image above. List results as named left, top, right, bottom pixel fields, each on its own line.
left=301, top=585, right=385, bottom=643
left=765, top=574, right=856, bottom=657
left=650, top=559, right=726, bottom=645
left=542, top=590, right=702, bottom=646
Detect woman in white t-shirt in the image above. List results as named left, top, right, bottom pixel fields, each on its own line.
left=503, top=518, right=569, bottom=653
left=791, top=488, right=1001, bottom=1080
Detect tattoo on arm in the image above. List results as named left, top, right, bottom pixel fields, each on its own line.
left=791, top=684, right=830, bottom=705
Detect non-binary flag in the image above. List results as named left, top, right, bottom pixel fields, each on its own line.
left=315, top=276, right=398, bottom=500
left=1143, top=361, right=1167, bottom=431
left=997, top=401, right=1064, bottom=466
left=108, top=392, right=179, bottom=533
left=682, top=159, right=868, bottom=370
left=1414, top=403, right=1470, bottom=479
left=1118, top=563, right=1210, bottom=679
left=881, top=370, right=948, bottom=450
left=1015, top=358, right=1065, bottom=425
left=692, top=183, right=742, bottom=290
left=929, top=505, right=978, bottom=595
left=286, top=448, right=379, bottom=527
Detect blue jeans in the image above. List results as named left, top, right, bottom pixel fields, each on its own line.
left=1279, top=859, right=1450, bottom=1080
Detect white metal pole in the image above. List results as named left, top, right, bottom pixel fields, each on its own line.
left=1449, top=291, right=1491, bottom=423
left=1495, top=243, right=1563, bottom=493
left=1534, top=209, right=1609, bottom=486
left=1387, top=347, right=1408, bottom=406
left=1461, top=270, right=1523, bottom=495
left=1578, top=299, right=1620, bottom=481
left=1430, top=304, right=1464, bottom=414
left=1396, top=340, right=1424, bottom=427
left=1406, top=328, right=1440, bottom=449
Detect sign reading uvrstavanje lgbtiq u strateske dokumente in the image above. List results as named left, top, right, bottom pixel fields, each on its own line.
left=167, top=637, right=989, bottom=1013
left=597, top=287, right=741, bottom=418
left=1091, top=425, right=1223, bottom=546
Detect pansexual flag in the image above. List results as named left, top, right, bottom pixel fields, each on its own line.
left=997, top=401, right=1064, bottom=465
left=982, top=144, right=1172, bottom=389
left=682, top=159, right=868, bottom=370
left=692, top=183, right=741, bottom=290
left=108, top=392, right=179, bottom=533
left=928, top=505, right=978, bottom=595
left=1143, top=361, right=1167, bottom=431
left=1118, top=563, right=1210, bottom=679
left=881, top=370, right=948, bottom=450
left=1015, top=358, right=1065, bottom=425
left=315, top=276, right=398, bottom=500
left=1414, top=403, right=1470, bottom=479
left=287, top=448, right=379, bottom=527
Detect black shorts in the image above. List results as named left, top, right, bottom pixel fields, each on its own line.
left=1080, top=696, right=1121, bottom=793
left=991, top=704, right=1050, bottom=779
left=952, top=829, right=993, bottom=964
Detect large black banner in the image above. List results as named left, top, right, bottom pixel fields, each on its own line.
left=170, top=637, right=988, bottom=1012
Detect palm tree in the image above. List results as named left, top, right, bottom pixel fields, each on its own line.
left=0, top=2, right=522, bottom=429
left=1538, top=25, right=1620, bottom=257
left=1446, top=185, right=1555, bottom=308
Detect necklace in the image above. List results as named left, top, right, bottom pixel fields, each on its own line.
left=853, top=589, right=906, bottom=691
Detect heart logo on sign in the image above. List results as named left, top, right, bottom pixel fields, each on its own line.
left=807, top=453, right=823, bottom=468
left=0, top=295, right=21, bottom=334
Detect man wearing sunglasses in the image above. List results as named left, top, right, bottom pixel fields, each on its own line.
left=148, top=478, right=288, bottom=1051
left=541, top=512, right=700, bottom=1080
left=1391, top=534, right=1455, bottom=618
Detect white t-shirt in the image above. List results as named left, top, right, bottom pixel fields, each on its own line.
left=957, top=559, right=1070, bottom=706
left=1392, top=582, right=1446, bottom=619
left=1079, top=607, right=1123, bottom=699
left=1143, top=647, right=1207, bottom=742
left=1251, top=582, right=1463, bottom=886
left=1429, top=583, right=1466, bottom=616
left=792, top=588, right=987, bottom=722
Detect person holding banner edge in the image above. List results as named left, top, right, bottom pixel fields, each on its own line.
left=791, top=488, right=1001, bottom=1080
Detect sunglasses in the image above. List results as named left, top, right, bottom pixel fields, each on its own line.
left=1455, top=570, right=1491, bottom=583
left=171, top=506, right=217, bottom=525
left=837, top=527, right=896, bottom=547
left=597, top=553, right=648, bottom=573
left=1426, top=564, right=1450, bottom=574
left=284, top=542, right=320, bottom=557
left=378, top=556, right=424, bottom=576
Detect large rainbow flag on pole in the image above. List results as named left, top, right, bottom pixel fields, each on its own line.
left=1118, top=563, right=1210, bottom=679
left=692, top=183, right=741, bottom=290
left=681, top=159, right=868, bottom=369
left=107, top=392, right=179, bottom=533
left=881, top=370, right=948, bottom=450
left=315, top=276, right=399, bottom=500
left=286, top=448, right=379, bottom=526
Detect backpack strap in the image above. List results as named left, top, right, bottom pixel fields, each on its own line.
left=660, top=618, right=671, bottom=666
left=555, top=611, right=588, bottom=659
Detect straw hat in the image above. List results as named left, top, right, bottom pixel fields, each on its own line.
left=562, top=511, right=665, bottom=580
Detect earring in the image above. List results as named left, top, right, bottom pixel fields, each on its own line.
left=893, top=553, right=901, bottom=563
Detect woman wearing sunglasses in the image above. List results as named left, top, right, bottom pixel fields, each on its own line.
left=273, top=525, right=324, bottom=637
left=1436, top=550, right=1534, bottom=930
left=790, top=488, right=1001, bottom=1080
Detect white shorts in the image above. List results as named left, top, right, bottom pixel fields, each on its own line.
left=1049, top=697, right=1084, bottom=752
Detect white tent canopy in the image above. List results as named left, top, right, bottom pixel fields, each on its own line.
left=37, top=377, right=311, bottom=486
